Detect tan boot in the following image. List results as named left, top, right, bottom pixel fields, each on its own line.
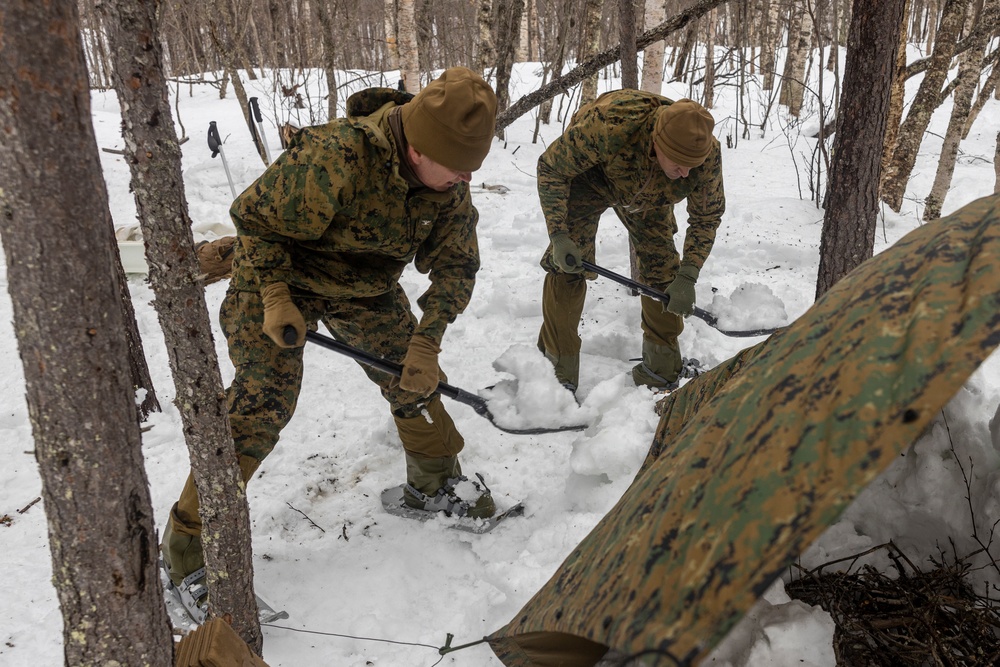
left=161, top=505, right=205, bottom=587
left=631, top=340, right=682, bottom=390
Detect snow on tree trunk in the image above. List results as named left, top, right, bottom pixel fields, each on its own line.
left=398, top=0, right=421, bottom=93
left=640, top=0, right=666, bottom=94
left=0, top=1, right=175, bottom=664
left=881, top=0, right=969, bottom=212
left=816, top=0, right=908, bottom=298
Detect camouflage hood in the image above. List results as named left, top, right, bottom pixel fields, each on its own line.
left=488, top=194, right=1000, bottom=666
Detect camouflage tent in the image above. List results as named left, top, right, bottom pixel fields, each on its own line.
left=487, top=193, right=1000, bottom=666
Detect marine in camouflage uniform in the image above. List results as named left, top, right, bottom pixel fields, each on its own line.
left=537, top=90, right=725, bottom=391
left=161, top=67, right=499, bottom=587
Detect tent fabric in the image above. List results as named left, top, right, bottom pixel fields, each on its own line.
left=488, top=193, right=1000, bottom=666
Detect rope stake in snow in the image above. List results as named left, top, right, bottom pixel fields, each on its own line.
left=297, top=329, right=588, bottom=435
left=571, top=259, right=782, bottom=338
left=207, top=121, right=237, bottom=198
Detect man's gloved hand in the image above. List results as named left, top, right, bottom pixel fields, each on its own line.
left=550, top=233, right=584, bottom=274
left=399, top=334, right=442, bottom=396
left=261, top=282, right=306, bottom=347
left=663, top=263, right=700, bottom=316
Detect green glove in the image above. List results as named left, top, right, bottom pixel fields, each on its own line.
left=550, top=233, right=584, bottom=274
left=261, top=282, right=306, bottom=347
left=663, top=264, right=700, bottom=316
left=399, top=334, right=442, bottom=396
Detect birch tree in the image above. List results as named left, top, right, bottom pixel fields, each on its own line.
left=640, top=0, right=667, bottom=93
left=924, top=0, right=999, bottom=220
left=398, top=0, right=421, bottom=93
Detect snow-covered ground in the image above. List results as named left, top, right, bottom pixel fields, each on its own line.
left=1, top=49, right=998, bottom=667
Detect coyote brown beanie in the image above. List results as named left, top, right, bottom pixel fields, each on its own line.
left=400, top=67, right=497, bottom=172
left=653, top=99, right=715, bottom=168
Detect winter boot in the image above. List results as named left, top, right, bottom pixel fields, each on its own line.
left=161, top=505, right=205, bottom=588
left=402, top=454, right=497, bottom=519
left=631, top=340, right=682, bottom=391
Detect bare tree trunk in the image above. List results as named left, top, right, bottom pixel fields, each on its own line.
left=995, top=131, right=1000, bottom=192
left=761, top=0, right=785, bottom=90
left=816, top=0, right=908, bottom=298
left=672, top=21, right=698, bottom=82
left=384, top=0, right=401, bottom=84
left=517, top=0, right=531, bottom=61
left=880, top=0, right=911, bottom=194
left=704, top=7, right=717, bottom=107
left=100, top=0, right=263, bottom=650
left=881, top=0, right=970, bottom=211
left=640, top=0, right=667, bottom=93
left=923, top=0, right=998, bottom=220
left=477, top=0, right=496, bottom=75
left=963, top=49, right=1000, bottom=137
left=494, top=0, right=526, bottom=135
left=398, top=0, right=421, bottom=92
left=619, top=0, right=639, bottom=88
left=580, top=0, right=604, bottom=104
left=780, top=0, right=813, bottom=117
left=315, top=0, right=340, bottom=119
left=0, top=1, right=175, bottom=664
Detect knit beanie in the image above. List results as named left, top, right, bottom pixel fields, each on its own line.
left=400, top=67, right=497, bottom=172
left=653, top=99, right=715, bottom=168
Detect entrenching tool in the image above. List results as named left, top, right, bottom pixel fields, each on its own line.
left=566, top=258, right=782, bottom=338
left=292, top=328, right=588, bottom=435
left=207, top=121, right=237, bottom=199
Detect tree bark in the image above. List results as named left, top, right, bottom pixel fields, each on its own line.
left=496, top=0, right=728, bottom=133
left=640, top=0, right=667, bottom=93
left=0, top=1, right=175, bottom=664
left=923, top=0, right=998, bottom=220
left=398, top=0, right=421, bottom=92
left=580, top=0, right=604, bottom=104
left=315, top=0, right=341, bottom=119
left=100, top=0, right=264, bottom=651
left=477, top=0, right=496, bottom=75
left=494, top=0, right=527, bottom=135
left=881, top=0, right=969, bottom=211
left=384, top=0, right=401, bottom=82
left=880, top=0, right=911, bottom=193
left=816, top=0, right=908, bottom=298
left=704, top=7, right=717, bottom=107
left=619, top=0, right=639, bottom=89
left=761, top=0, right=785, bottom=90
left=779, top=0, right=813, bottom=117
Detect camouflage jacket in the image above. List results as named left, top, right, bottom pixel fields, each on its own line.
left=229, top=88, right=480, bottom=343
left=537, top=90, right=726, bottom=268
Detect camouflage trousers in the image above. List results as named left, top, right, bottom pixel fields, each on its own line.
left=538, top=177, right=685, bottom=387
left=171, top=281, right=464, bottom=534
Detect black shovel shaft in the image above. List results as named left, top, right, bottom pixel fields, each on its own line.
left=292, top=328, right=490, bottom=415
left=574, top=259, right=780, bottom=338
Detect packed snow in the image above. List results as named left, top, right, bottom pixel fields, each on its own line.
left=1, top=49, right=998, bottom=667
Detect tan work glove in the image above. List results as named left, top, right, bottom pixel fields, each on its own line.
left=399, top=334, right=442, bottom=396
left=260, top=282, right=306, bottom=347
left=549, top=233, right=584, bottom=274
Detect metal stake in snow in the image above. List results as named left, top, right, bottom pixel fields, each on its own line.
left=207, top=121, right=237, bottom=199
left=247, top=97, right=272, bottom=165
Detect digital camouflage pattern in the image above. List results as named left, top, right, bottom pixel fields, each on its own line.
left=537, top=89, right=725, bottom=279
left=229, top=87, right=480, bottom=344
left=489, top=193, right=1000, bottom=666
